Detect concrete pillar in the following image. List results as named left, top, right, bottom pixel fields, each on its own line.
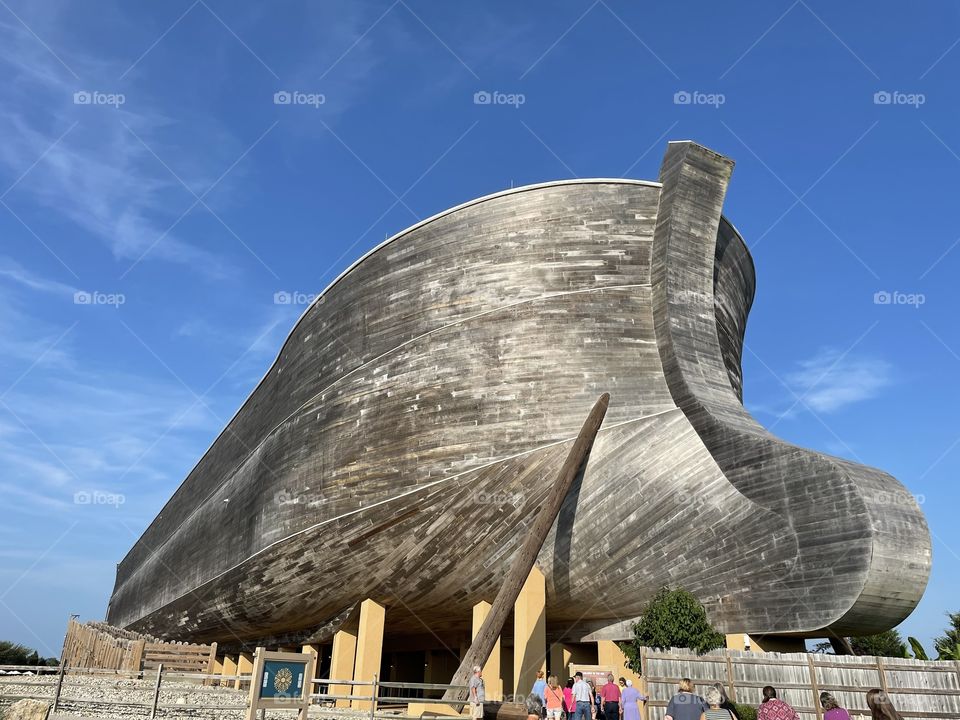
left=302, top=643, right=320, bottom=682
left=514, top=565, right=546, bottom=699
left=598, top=640, right=645, bottom=688
left=222, top=654, right=237, bottom=685
left=473, top=600, right=502, bottom=701
left=549, top=644, right=572, bottom=681
left=725, top=633, right=750, bottom=651
left=331, top=627, right=358, bottom=708
left=235, top=652, right=253, bottom=690
left=352, top=598, right=386, bottom=711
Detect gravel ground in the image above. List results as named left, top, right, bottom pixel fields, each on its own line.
left=0, top=675, right=417, bottom=719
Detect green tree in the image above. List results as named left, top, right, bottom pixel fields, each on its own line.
left=620, top=587, right=725, bottom=669
left=934, top=611, right=960, bottom=660
left=908, top=637, right=929, bottom=661
left=849, top=630, right=908, bottom=658
left=0, top=640, right=57, bottom=666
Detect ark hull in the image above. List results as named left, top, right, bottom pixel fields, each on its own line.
left=108, top=142, right=930, bottom=646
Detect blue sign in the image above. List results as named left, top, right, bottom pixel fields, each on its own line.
left=259, top=660, right=307, bottom=700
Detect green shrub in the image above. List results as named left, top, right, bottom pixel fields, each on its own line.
left=734, top=703, right=757, bottom=720
left=619, top=587, right=725, bottom=670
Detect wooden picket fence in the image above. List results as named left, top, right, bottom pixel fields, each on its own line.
left=61, top=619, right=217, bottom=674
left=639, top=647, right=960, bottom=720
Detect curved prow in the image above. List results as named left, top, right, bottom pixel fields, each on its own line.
left=651, top=141, right=931, bottom=636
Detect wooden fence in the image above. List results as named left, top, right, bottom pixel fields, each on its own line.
left=639, top=647, right=960, bottom=720
left=61, top=619, right=217, bottom=674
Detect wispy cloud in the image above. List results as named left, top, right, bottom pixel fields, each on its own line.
left=0, top=256, right=76, bottom=296
left=785, top=348, right=893, bottom=414
left=0, top=14, right=239, bottom=279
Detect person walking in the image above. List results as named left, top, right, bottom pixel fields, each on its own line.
left=820, top=692, right=850, bottom=720
left=757, top=686, right=799, bottom=720
left=621, top=679, right=646, bottom=720
left=866, top=689, right=904, bottom=720
left=587, top=680, right=599, bottom=719
left=532, top=670, right=547, bottom=706
left=702, top=686, right=737, bottom=720
left=564, top=678, right=575, bottom=716
left=572, top=672, right=593, bottom=720
left=710, top=683, right=740, bottom=720
left=601, top=674, right=621, bottom=720
left=664, top=678, right=706, bottom=720
left=468, top=666, right=485, bottom=720
left=545, top=675, right=565, bottom=720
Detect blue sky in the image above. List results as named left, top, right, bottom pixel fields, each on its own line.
left=1, top=0, right=958, bottom=659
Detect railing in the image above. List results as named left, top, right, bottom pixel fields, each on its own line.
left=0, top=664, right=248, bottom=718
left=309, top=676, right=469, bottom=706
left=0, top=664, right=471, bottom=718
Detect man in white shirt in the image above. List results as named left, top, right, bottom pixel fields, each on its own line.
left=572, top=672, right=593, bottom=720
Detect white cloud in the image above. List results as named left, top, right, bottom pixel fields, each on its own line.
left=0, top=15, right=239, bottom=279
left=785, top=349, right=893, bottom=413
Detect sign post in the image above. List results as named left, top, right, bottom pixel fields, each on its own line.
left=245, top=647, right=316, bottom=720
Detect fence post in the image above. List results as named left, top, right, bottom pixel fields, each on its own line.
left=876, top=657, right=890, bottom=697
left=370, top=672, right=378, bottom=720
left=640, top=648, right=649, bottom=720
left=52, top=661, right=66, bottom=712
left=149, top=663, right=163, bottom=720
left=806, top=655, right=822, bottom=720
left=725, top=651, right=736, bottom=702
left=130, top=639, right=146, bottom=673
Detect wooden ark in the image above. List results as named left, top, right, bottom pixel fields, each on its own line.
left=106, top=141, right=931, bottom=649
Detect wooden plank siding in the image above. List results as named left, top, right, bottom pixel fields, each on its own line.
left=105, top=142, right=930, bottom=650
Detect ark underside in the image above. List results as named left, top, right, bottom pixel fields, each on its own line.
left=107, top=141, right=931, bottom=648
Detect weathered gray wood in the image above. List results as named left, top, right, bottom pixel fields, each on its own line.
left=443, top=394, right=609, bottom=703
left=107, top=143, right=929, bottom=649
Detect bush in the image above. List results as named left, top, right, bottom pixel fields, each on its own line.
left=850, top=629, right=909, bottom=658
left=619, top=587, right=725, bottom=670
left=734, top=703, right=757, bottom=720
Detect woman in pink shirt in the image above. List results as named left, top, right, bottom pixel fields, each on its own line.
left=564, top=678, right=575, bottom=715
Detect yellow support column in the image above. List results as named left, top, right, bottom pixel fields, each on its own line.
left=549, top=644, right=572, bottom=682
left=352, top=598, right=386, bottom=711
left=331, top=627, right=358, bottom=708
left=473, top=600, right=502, bottom=701
left=725, top=633, right=749, bottom=651
left=222, top=654, right=237, bottom=686
left=514, top=565, right=546, bottom=699
left=235, top=652, right=253, bottom=690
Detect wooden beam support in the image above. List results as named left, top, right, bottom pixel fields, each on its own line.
left=444, top=393, right=610, bottom=703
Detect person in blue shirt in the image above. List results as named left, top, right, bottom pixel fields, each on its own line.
left=531, top=670, right=547, bottom=705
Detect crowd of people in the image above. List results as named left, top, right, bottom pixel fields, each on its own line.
left=467, top=668, right=908, bottom=720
